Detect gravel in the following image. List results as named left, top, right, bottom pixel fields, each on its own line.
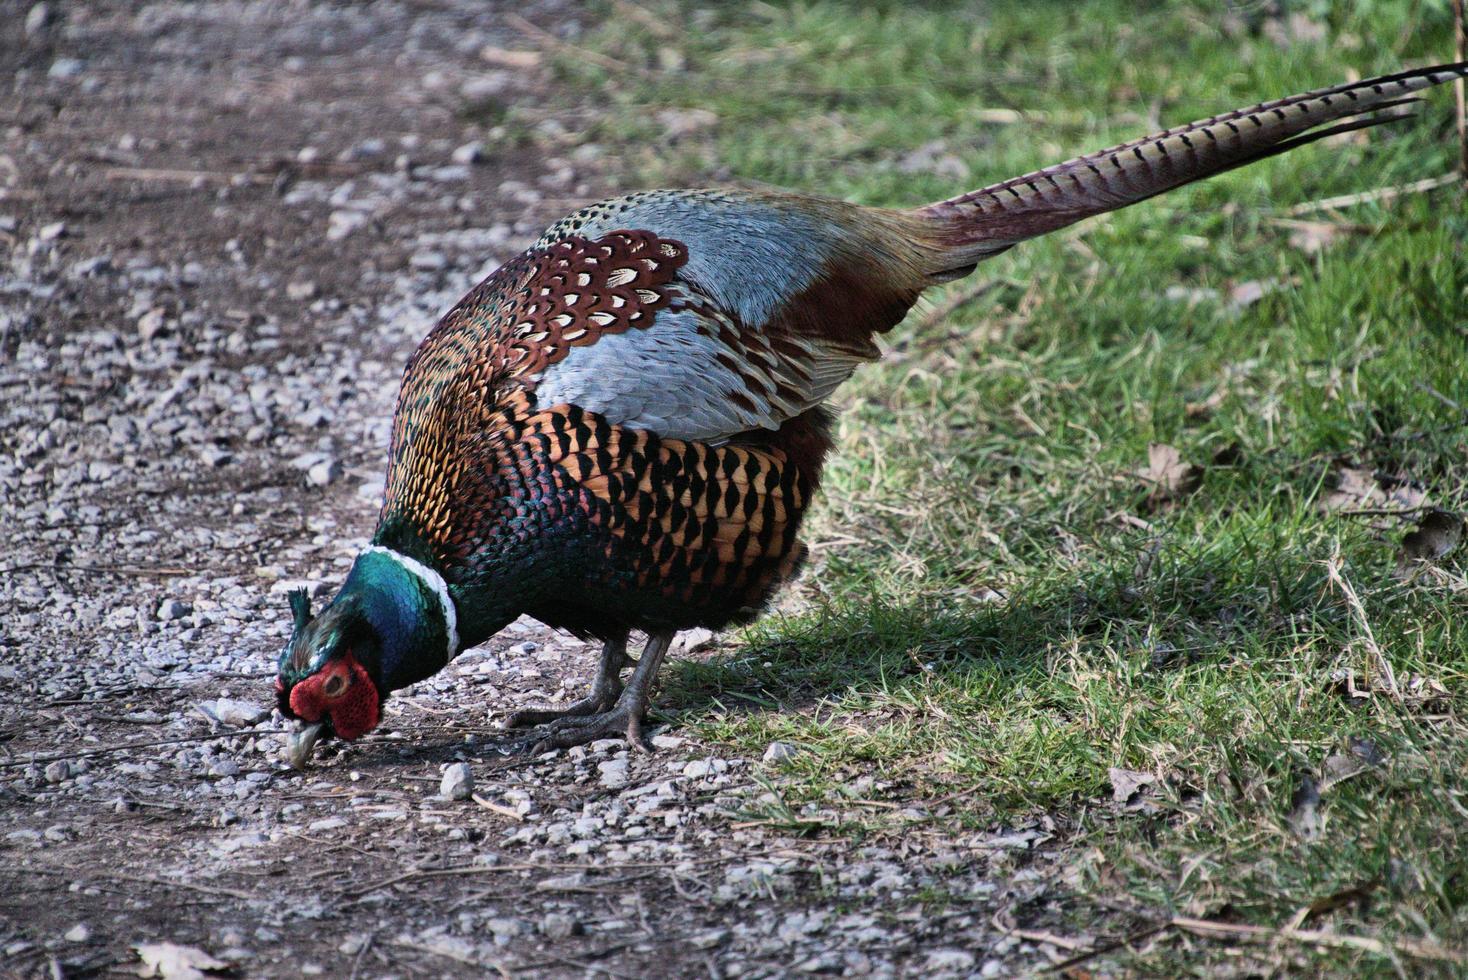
left=0, top=2, right=1065, bottom=976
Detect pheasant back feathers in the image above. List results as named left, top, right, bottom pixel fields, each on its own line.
left=377, top=223, right=818, bottom=638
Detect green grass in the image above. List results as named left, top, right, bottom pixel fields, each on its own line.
left=541, top=1, right=1468, bottom=972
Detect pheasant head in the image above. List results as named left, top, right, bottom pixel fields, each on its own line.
left=274, top=546, right=461, bottom=767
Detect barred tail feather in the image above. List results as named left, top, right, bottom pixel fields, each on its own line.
left=915, top=62, right=1468, bottom=278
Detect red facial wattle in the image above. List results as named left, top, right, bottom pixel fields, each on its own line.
left=286, top=652, right=380, bottom=740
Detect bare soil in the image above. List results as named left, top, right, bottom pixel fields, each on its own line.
left=0, top=3, right=1077, bottom=976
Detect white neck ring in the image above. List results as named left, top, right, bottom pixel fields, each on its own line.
left=362, top=545, right=460, bottom=663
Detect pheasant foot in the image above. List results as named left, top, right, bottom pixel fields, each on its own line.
left=523, top=630, right=673, bottom=753
left=504, top=635, right=630, bottom=729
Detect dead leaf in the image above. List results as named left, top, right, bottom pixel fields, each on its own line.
left=1319, top=464, right=1428, bottom=513
left=1108, top=767, right=1157, bottom=806
left=1402, top=674, right=1451, bottom=708
left=1226, top=280, right=1271, bottom=311
left=1320, top=753, right=1370, bottom=789
left=1226, top=277, right=1300, bottom=313
left=968, top=584, right=1007, bottom=604
left=134, top=942, right=229, bottom=980
left=1138, top=443, right=1202, bottom=505
left=1400, top=509, right=1464, bottom=564
left=1320, top=736, right=1388, bottom=791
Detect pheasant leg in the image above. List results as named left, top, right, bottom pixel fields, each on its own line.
left=504, top=636, right=631, bottom=729
left=527, top=630, right=674, bottom=753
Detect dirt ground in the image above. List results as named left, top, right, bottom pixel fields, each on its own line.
left=0, top=3, right=1083, bottom=977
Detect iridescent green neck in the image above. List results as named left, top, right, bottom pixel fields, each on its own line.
left=336, top=548, right=455, bottom=692
left=371, top=515, right=524, bottom=650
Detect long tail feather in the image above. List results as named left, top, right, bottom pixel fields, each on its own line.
left=915, top=62, right=1468, bottom=277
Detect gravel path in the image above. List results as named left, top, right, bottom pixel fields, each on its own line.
left=1, top=3, right=1073, bottom=976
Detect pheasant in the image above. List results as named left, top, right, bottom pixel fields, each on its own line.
left=278, top=63, right=1468, bottom=767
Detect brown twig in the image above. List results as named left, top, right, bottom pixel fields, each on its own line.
left=1171, top=916, right=1466, bottom=963
left=117, top=872, right=258, bottom=901
left=513, top=942, right=636, bottom=977
left=1043, top=922, right=1173, bottom=972
left=470, top=794, right=525, bottom=821
left=389, top=940, right=511, bottom=979
left=1416, top=380, right=1465, bottom=415
left=105, top=166, right=271, bottom=185
left=1048, top=914, right=1467, bottom=972
left=611, top=0, right=678, bottom=38
left=1284, top=173, right=1460, bottom=215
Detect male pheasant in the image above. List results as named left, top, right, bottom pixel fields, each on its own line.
left=278, top=63, right=1468, bottom=767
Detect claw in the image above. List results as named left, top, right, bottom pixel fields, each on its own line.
left=285, top=721, right=324, bottom=770
left=524, top=705, right=651, bottom=755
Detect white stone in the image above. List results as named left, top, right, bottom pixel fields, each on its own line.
left=597, top=758, right=629, bottom=789
left=763, top=741, right=801, bottom=765
left=451, top=141, right=486, bottom=165
left=440, top=762, right=473, bottom=801
left=306, top=458, right=340, bottom=487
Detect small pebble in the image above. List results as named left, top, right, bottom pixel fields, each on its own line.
left=763, top=741, right=801, bottom=765
left=440, top=762, right=473, bottom=801
left=25, top=2, right=51, bottom=36
left=307, top=458, right=341, bottom=487
left=539, top=912, right=580, bottom=940
left=451, top=141, right=486, bottom=165
left=136, top=307, right=166, bottom=340
left=47, top=58, right=82, bottom=79
left=597, top=758, right=629, bottom=789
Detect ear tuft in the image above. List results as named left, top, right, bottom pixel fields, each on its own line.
left=288, top=588, right=312, bottom=633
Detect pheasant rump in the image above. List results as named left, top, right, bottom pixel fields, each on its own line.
left=278, top=63, right=1468, bottom=767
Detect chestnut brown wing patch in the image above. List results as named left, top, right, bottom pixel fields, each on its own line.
left=382, top=231, right=690, bottom=552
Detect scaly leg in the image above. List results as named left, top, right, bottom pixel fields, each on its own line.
left=526, top=630, right=675, bottom=753
left=503, top=635, right=631, bottom=729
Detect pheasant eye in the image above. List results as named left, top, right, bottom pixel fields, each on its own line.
left=322, top=673, right=348, bottom=698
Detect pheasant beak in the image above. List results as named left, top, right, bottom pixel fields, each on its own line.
left=276, top=652, right=381, bottom=769
left=286, top=721, right=325, bottom=770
